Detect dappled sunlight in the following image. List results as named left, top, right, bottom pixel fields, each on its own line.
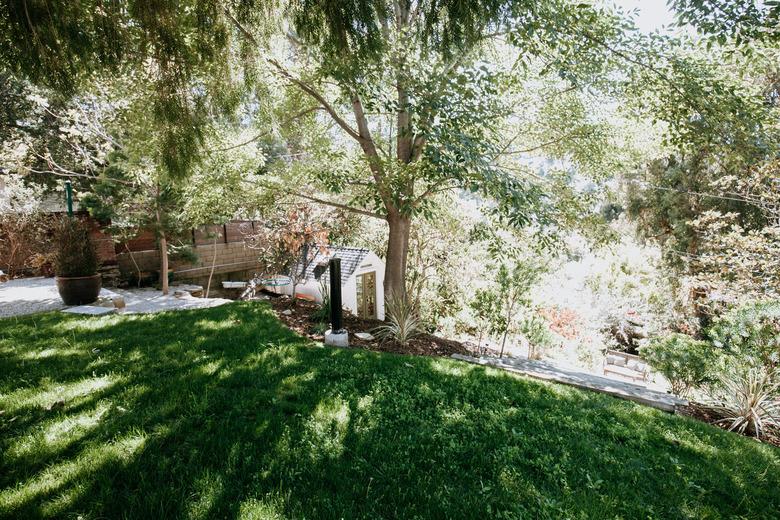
left=194, top=318, right=236, bottom=331
left=5, top=402, right=112, bottom=462
left=237, top=496, right=288, bottom=520
left=186, top=470, right=225, bottom=520
left=198, top=359, right=224, bottom=377
left=18, top=347, right=83, bottom=361
left=50, top=315, right=125, bottom=333
left=304, top=397, right=351, bottom=461
left=1, top=303, right=778, bottom=518
left=0, top=431, right=147, bottom=515
left=1, top=374, right=121, bottom=415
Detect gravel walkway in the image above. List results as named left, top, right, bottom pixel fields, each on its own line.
left=0, top=277, right=231, bottom=318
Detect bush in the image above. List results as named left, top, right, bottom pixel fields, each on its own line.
left=373, top=292, right=422, bottom=347
left=641, top=333, right=721, bottom=396
left=311, top=279, right=331, bottom=323
left=521, top=314, right=555, bottom=360
left=53, top=217, right=99, bottom=277
left=708, top=301, right=780, bottom=372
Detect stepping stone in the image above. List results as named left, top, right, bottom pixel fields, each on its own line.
left=354, top=332, right=375, bottom=341
left=171, top=284, right=204, bottom=297
left=62, top=305, right=116, bottom=316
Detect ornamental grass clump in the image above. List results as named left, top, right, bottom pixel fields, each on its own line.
left=373, top=292, right=422, bottom=347
left=53, top=217, right=99, bottom=277
left=711, top=369, right=780, bottom=439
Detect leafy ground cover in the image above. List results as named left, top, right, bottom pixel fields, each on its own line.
left=1, top=302, right=778, bottom=519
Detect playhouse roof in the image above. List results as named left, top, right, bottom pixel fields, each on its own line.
left=301, top=246, right=372, bottom=285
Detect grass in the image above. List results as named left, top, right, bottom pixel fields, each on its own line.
left=0, top=302, right=778, bottom=519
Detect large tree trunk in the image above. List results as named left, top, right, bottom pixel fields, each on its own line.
left=384, top=209, right=411, bottom=302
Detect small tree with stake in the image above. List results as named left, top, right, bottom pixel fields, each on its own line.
left=247, top=205, right=329, bottom=304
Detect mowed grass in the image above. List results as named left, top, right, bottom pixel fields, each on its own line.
left=0, top=303, right=778, bottom=519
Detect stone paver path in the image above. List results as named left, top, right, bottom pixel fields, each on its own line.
left=451, top=354, right=687, bottom=412
left=0, top=277, right=231, bottom=318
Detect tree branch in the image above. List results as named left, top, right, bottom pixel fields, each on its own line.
left=267, top=59, right=365, bottom=142
left=215, top=106, right=324, bottom=152
left=290, top=191, right=385, bottom=219
left=499, top=128, right=593, bottom=156
left=243, top=179, right=384, bottom=219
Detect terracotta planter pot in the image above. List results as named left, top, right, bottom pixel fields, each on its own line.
left=56, top=274, right=102, bottom=305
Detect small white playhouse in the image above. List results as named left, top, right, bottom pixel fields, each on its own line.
left=270, top=246, right=385, bottom=321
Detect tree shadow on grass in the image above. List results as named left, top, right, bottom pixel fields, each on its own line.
left=1, top=302, right=778, bottom=519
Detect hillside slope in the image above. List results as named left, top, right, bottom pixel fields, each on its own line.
left=1, top=302, right=778, bottom=519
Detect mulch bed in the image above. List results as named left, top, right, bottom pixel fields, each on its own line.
left=266, top=294, right=476, bottom=358
left=676, top=402, right=780, bottom=448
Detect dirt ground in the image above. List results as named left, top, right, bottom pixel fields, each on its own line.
left=266, top=294, right=497, bottom=358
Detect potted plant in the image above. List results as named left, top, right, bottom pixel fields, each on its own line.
left=53, top=217, right=101, bottom=305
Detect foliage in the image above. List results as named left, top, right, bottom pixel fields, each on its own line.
left=710, top=368, right=780, bottom=439
left=373, top=292, right=422, bottom=347
left=708, top=301, right=780, bottom=373
left=641, top=333, right=721, bottom=397
left=52, top=217, right=99, bottom=277
left=491, top=260, right=544, bottom=357
left=688, top=211, right=780, bottom=308
left=672, top=0, right=780, bottom=47
left=0, top=1, right=274, bottom=178
left=310, top=278, right=331, bottom=324
left=626, top=154, right=765, bottom=270
left=1, top=304, right=779, bottom=518
left=246, top=205, right=330, bottom=298
left=520, top=314, right=556, bottom=361
left=469, top=288, right=502, bottom=352
left=0, top=175, right=53, bottom=277
left=538, top=307, right=580, bottom=340
left=534, top=227, right=676, bottom=369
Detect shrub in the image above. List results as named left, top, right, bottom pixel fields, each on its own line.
left=708, top=301, right=780, bottom=372
left=641, top=333, right=721, bottom=397
left=53, top=217, right=99, bottom=277
left=311, top=279, right=331, bottom=323
left=373, top=292, right=422, bottom=347
left=521, top=314, right=555, bottom=360
left=710, top=368, right=780, bottom=439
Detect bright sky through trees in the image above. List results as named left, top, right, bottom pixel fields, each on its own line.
left=614, top=0, right=676, bottom=33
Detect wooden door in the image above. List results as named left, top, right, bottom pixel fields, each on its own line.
left=356, top=272, right=377, bottom=319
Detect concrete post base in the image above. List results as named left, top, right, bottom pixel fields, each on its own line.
left=325, top=329, right=349, bottom=347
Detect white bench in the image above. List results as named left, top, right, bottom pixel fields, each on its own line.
left=603, top=349, right=649, bottom=384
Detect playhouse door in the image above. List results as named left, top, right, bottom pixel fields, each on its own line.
left=356, top=272, right=377, bottom=319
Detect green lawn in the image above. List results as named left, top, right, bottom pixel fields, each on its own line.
left=0, top=303, right=778, bottom=519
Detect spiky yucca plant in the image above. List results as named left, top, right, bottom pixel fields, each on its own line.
left=712, top=369, right=780, bottom=439
left=373, top=292, right=421, bottom=347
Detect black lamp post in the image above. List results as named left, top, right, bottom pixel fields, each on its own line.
left=65, top=180, right=73, bottom=216
left=328, top=257, right=344, bottom=333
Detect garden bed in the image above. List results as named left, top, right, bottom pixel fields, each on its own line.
left=267, top=294, right=492, bottom=358
left=677, top=402, right=780, bottom=448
